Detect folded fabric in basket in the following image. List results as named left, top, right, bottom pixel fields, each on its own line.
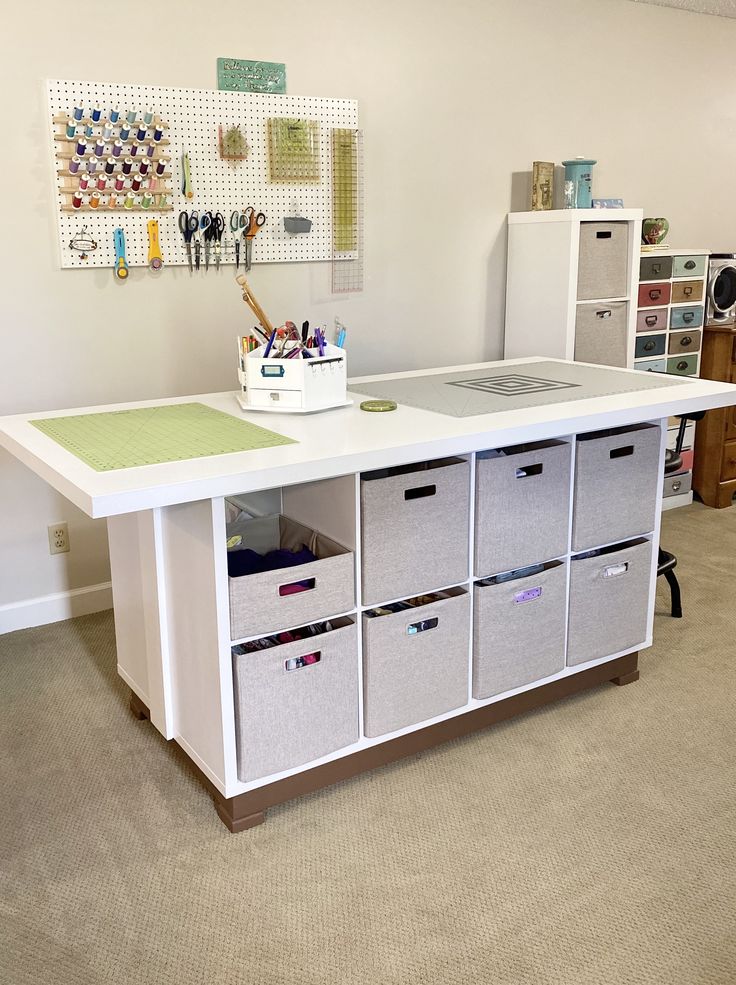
left=227, top=543, right=317, bottom=578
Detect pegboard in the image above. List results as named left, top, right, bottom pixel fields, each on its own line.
left=47, top=79, right=359, bottom=270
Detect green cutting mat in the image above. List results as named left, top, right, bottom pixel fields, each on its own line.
left=30, top=402, right=297, bottom=471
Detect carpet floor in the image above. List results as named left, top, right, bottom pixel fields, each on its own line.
left=1, top=502, right=735, bottom=985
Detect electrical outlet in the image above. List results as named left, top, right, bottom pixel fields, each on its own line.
left=48, top=522, right=70, bottom=554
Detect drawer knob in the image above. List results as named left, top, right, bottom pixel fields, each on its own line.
left=652, top=263, right=661, bottom=274
left=645, top=315, right=657, bottom=326
left=681, top=336, right=692, bottom=346
left=672, top=480, right=682, bottom=492
left=644, top=341, right=656, bottom=351
left=685, top=260, right=696, bottom=270
left=683, top=312, right=694, bottom=323
left=677, top=361, right=688, bottom=370
left=650, top=289, right=661, bottom=300
left=684, top=287, right=693, bottom=296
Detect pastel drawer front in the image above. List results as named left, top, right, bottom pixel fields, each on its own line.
left=663, top=471, right=692, bottom=498
left=671, top=280, right=703, bottom=303
left=670, top=305, right=704, bottom=329
left=667, top=354, right=698, bottom=376
left=639, top=256, right=673, bottom=281
left=636, top=308, right=668, bottom=333
left=635, top=333, right=666, bottom=358
left=721, top=440, right=736, bottom=482
left=679, top=448, right=694, bottom=472
left=673, top=255, right=706, bottom=278
left=668, top=330, right=701, bottom=354
left=638, top=282, right=671, bottom=307
left=634, top=358, right=667, bottom=373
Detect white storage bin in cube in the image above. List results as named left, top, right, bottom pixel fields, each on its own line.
left=473, top=561, right=566, bottom=699
left=567, top=539, right=652, bottom=665
left=474, top=440, right=571, bottom=577
left=232, top=617, right=359, bottom=782
left=238, top=342, right=348, bottom=413
left=360, top=457, right=470, bottom=605
left=572, top=424, right=661, bottom=551
left=362, top=588, right=470, bottom=738
left=577, top=221, right=629, bottom=301
left=574, top=301, right=629, bottom=368
left=227, top=514, right=354, bottom=640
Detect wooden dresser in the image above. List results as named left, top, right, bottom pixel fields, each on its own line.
left=693, top=324, right=736, bottom=508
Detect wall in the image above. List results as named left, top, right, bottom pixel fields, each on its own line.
left=2, top=0, right=736, bottom=629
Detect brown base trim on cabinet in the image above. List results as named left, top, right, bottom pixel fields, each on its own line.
left=128, top=650, right=639, bottom=833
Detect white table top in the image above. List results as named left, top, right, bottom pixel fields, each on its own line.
left=2, top=356, right=735, bottom=518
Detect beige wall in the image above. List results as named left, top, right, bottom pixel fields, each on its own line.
left=2, top=0, right=736, bottom=622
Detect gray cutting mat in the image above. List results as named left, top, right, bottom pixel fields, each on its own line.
left=350, top=362, right=680, bottom=418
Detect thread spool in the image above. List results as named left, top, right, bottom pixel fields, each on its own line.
left=73, top=103, right=84, bottom=121
left=110, top=105, right=120, bottom=123
left=149, top=175, right=158, bottom=191
left=107, top=193, right=117, bottom=208
left=156, top=157, right=167, bottom=176
left=85, top=124, right=94, bottom=137
left=69, top=155, right=81, bottom=174
left=139, top=159, right=149, bottom=176
left=112, top=139, right=123, bottom=158
left=72, top=191, right=83, bottom=209
left=131, top=175, right=142, bottom=192
left=76, top=137, right=87, bottom=156
left=114, top=175, right=125, bottom=191
left=94, top=138, right=105, bottom=157
left=65, top=119, right=76, bottom=139
left=122, top=157, right=133, bottom=175
left=119, top=123, right=130, bottom=140
left=102, top=121, right=113, bottom=140
left=86, top=157, right=98, bottom=173
left=136, top=125, right=147, bottom=142
left=124, top=191, right=135, bottom=209
left=89, top=190, right=100, bottom=209
left=141, top=191, right=153, bottom=210
left=153, top=124, right=163, bottom=141
left=130, top=142, right=140, bottom=157
left=144, top=108, right=154, bottom=125
left=126, top=108, right=136, bottom=124
left=91, top=104, right=102, bottom=122
left=146, top=141, right=155, bottom=158
left=105, top=156, right=115, bottom=174
left=78, top=174, right=89, bottom=190
left=157, top=193, right=169, bottom=208
left=96, top=174, right=107, bottom=191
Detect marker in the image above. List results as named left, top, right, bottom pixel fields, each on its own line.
left=263, top=329, right=277, bottom=357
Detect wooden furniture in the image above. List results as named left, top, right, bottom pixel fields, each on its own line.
left=504, top=209, right=643, bottom=367
left=694, top=324, right=736, bottom=508
left=2, top=357, right=736, bottom=832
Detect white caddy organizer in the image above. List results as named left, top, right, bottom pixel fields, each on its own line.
left=236, top=341, right=350, bottom=414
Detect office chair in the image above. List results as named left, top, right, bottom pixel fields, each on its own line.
left=657, top=411, right=705, bottom=618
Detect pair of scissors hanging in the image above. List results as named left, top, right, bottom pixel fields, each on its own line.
left=178, top=209, right=198, bottom=271
left=242, top=206, right=266, bottom=272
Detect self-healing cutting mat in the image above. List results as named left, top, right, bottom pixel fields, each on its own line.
left=31, top=402, right=296, bottom=471
left=350, top=361, right=681, bottom=418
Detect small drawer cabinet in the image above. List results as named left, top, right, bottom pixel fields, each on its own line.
left=693, top=324, right=736, bottom=508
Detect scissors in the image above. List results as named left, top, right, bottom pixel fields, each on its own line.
left=242, top=206, right=266, bottom=272
left=199, top=212, right=212, bottom=271
left=178, top=210, right=198, bottom=272
left=210, top=211, right=225, bottom=269
left=230, top=210, right=247, bottom=269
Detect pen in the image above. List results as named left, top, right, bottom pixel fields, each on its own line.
left=263, top=329, right=276, bottom=357
left=336, top=327, right=346, bottom=348
left=302, top=321, right=309, bottom=344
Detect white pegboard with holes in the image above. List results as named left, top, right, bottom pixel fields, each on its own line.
left=47, top=79, right=359, bottom=270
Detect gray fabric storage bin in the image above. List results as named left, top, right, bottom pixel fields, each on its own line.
left=577, top=222, right=629, bottom=301
left=233, top=618, right=358, bottom=781
left=361, top=458, right=470, bottom=605
left=572, top=424, right=661, bottom=551
left=363, top=589, right=470, bottom=737
left=567, top=539, right=652, bottom=665
left=473, top=562, right=566, bottom=699
left=474, top=441, right=571, bottom=577
left=574, top=301, right=629, bottom=367
left=228, top=514, right=354, bottom=640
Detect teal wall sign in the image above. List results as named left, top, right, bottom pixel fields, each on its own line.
left=217, top=58, right=286, bottom=94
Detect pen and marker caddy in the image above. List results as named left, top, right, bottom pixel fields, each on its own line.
left=236, top=338, right=350, bottom=414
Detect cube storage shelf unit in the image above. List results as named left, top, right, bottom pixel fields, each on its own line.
left=113, top=422, right=666, bottom=827
left=504, top=209, right=644, bottom=369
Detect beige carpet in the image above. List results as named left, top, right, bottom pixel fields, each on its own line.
left=1, top=502, right=735, bottom=985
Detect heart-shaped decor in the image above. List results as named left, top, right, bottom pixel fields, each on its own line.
left=642, top=218, right=670, bottom=245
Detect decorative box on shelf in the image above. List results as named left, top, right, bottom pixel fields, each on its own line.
left=236, top=337, right=350, bottom=414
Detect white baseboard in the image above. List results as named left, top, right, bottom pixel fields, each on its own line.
left=0, top=582, right=113, bottom=635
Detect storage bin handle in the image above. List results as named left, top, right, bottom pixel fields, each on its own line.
left=407, top=616, right=438, bottom=635
left=610, top=445, right=634, bottom=459
left=649, top=289, right=661, bottom=300
left=515, top=463, right=542, bottom=478
left=284, top=651, right=321, bottom=671
left=682, top=312, right=694, bottom=324
left=596, top=230, right=612, bottom=239
left=404, top=483, right=436, bottom=501
left=603, top=562, right=628, bottom=578
left=278, top=577, right=316, bottom=597
left=596, top=309, right=612, bottom=319
left=645, top=315, right=657, bottom=327
left=514, top=586, right=542, bottom=604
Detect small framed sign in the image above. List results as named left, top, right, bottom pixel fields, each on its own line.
left=217, top=58, right=286, bottom=94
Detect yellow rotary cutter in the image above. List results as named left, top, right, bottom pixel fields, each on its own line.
left=147, top=219, right=163, bottom=271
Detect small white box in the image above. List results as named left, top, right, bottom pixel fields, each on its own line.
left=236, top=339, right=350, bottom=414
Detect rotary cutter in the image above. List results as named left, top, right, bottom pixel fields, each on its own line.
left=147, top=219, right=163, bottom=271
left=113, top=228, right=129, bottom=280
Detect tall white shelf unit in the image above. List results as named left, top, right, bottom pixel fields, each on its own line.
left=504, top=209, right=644, bottom=368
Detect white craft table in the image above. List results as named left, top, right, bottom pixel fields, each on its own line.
left=2, top=357, right=735, bottom=831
